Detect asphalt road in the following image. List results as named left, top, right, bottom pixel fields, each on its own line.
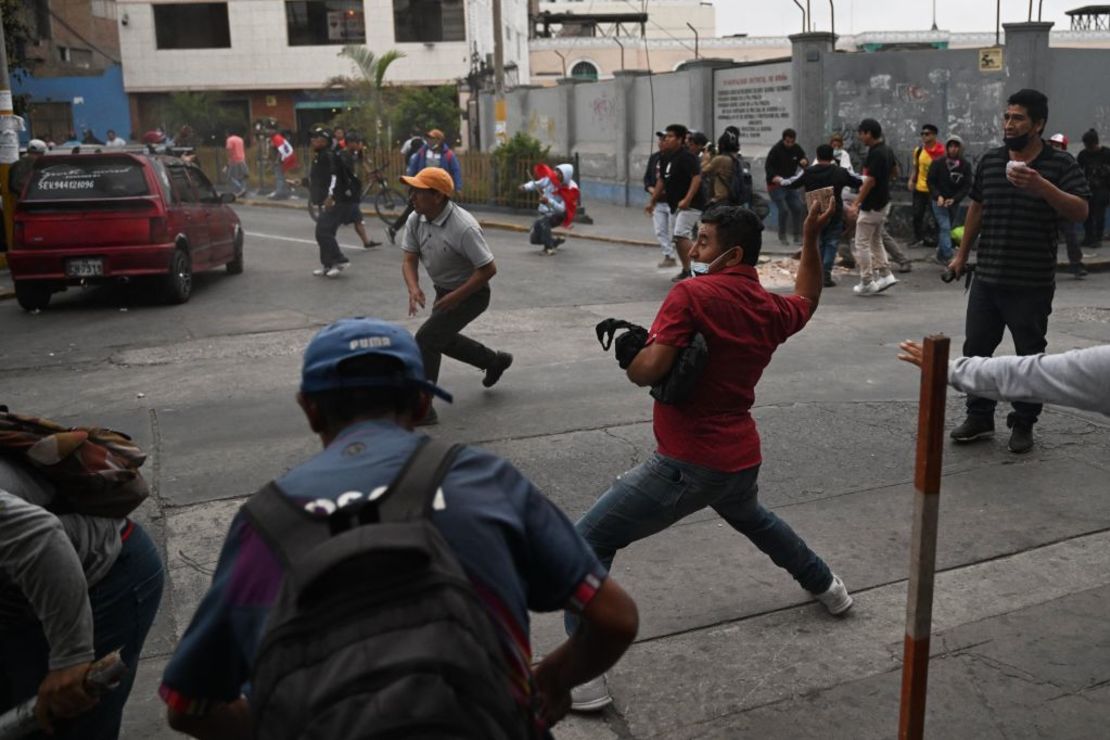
left=2, top=203, right=1109, bottom=738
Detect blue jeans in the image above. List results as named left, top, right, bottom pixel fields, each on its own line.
left=0, top=523, right=165, bottom=740
left=565, top=453, right=832, bottom=634
left=931, top=202, right=957, bottom=260
left=819, top=218, right=844, bottom=274
left=770, top=187, right=804, bottom=241
left=272, top=162, right=290, bottom=198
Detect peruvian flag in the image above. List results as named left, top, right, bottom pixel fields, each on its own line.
left=271, top=133, right=298, bottom=171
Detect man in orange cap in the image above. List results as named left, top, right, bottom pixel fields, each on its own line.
left=399, top=167, right=513, bottom=425
left=390, top=129, right=463, bottom=243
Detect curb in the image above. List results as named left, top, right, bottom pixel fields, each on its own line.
left=237, top=197, right=661, bottom=248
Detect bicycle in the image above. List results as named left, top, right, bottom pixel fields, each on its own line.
left=304, top=163, right=405, bottom=226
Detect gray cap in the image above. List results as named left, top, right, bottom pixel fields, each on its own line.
left=27, top=139, right=47, bottom=153
left=945, top=134, right=963, bottom=146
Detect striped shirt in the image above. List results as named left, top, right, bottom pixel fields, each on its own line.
left=970, top=143, right=1090, bottom=287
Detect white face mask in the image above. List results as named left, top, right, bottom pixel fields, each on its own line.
left=690, top=247, right=740, bottom=277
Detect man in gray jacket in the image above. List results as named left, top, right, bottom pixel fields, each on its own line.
left=0, top=458, right=164, bottom=739
left=898, top=341, right=1110, bottom=417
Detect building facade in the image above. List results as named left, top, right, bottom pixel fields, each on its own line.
left=117, top=0, right=531, bottom=143
left=12, top=0, right=131, bottom=143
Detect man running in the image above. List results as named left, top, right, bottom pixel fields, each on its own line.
left=400, top=168, right=513, bottom=425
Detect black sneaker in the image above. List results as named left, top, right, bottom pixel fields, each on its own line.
left=482, top=352, right=513, bottom=388
left=386, top=226, right=397, bottom=245
left=1007, top=419, right=1034, bottom=454
left=552, top=237, right=565, bottom=248
left=950, top=415, right=995, bottom=443
left=823, top=272, right=836, bottom=287
left=671, top=269, right=691, bottom=283
left=1071, top=262, right=1088, bottom=278
left=363, top=240, right=381, bottom=248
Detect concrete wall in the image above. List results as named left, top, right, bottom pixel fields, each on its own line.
left=483, top=22, right=1110, bottom=209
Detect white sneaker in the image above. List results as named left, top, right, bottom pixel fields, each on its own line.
left=324, top=267, right=342, bottom=278
left=815, top=574, right=854, bottom=616
left=312, top=268, right=326, bottom=277
left=874, top=273, right=899, bottom=292
left=335, top=262, right=349, bottom=272
left=852, top=280, right=878, bottom=296
left=570, top=675, right=612, bottom=712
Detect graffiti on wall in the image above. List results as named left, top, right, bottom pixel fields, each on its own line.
left=526, top=110, right=558, bottom=147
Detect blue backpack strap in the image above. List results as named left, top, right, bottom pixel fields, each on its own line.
left=242, top=481, right=330, bottom=568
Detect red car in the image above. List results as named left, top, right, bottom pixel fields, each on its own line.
left=8, top=151, right=244, bottom=311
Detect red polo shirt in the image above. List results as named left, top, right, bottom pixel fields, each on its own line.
left=647, top=265, right=813, bottom=472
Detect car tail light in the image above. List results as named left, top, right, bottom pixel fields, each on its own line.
left=12, top=222, right=23, bottom=249
left=149, top=217, right=169, bottom=243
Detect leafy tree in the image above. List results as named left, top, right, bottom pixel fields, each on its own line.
left=389, top=85, right=462, bottom=146
left=324, top=46, right=405, bottom=149
left=161, top=91, right=239, bottom=145
left=492, top=132, right=549, bottom=204
left=2, top=0, right=35, bottom=80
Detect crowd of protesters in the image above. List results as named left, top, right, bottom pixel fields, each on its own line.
left=2, top=87, right=1107, bottom=740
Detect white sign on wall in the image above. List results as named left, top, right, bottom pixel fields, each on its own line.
left=713, top=63, right=793, bottom=153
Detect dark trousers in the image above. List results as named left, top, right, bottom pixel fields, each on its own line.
left=912, top=190, right=934, bottom=242
left=770, top=187, right=804, bottom=240
left=529, top=213, right=563, bottom=248
left=1084, top=189, right=1108, bottom=244
left=315, top=207, right=347, bottom=268
left=0, top=524, right=164, bottom=740
left=963, top=278, right=1055, bottom=426
left=416, top=285, right=497, bottom=384
left=1060, top=221, right=1083, bottom=265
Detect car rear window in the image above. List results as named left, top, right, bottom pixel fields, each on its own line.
left=25, top=158, right=150, bottom=200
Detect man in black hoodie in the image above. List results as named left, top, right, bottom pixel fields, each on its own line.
left=779, top=144, right=862, bottom=286
left=765, top=128, right=809, bottom=245
left=926, top=134, right=972, bottom=264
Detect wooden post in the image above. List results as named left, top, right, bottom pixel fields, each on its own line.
left=899, top=334, right=950, bottom=740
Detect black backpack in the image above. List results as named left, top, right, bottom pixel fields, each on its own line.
left=244, top=437, right=530, bottom=740
left=726, top=154, right=752, bottom=207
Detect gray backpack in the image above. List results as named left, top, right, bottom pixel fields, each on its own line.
left=243, top=437, right=531, bottom=739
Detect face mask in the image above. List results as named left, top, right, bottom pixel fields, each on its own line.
left=1004, top=132, right=1031, bottom=151
left=690, top=248, right=739, bottom=277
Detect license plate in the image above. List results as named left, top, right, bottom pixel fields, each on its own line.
left=65, top=258, right=104, bottom=278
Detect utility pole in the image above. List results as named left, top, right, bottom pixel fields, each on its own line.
left=492, top=0, right=507, bottom=146
left=0, top=5, right=19, bottom=268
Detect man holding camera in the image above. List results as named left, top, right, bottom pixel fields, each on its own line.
left=947, top=89, right=1089, bottom=454
left=568, top=201, right=852, bottom=711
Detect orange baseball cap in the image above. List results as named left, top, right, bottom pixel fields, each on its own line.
left=426, top=128, right=445, bottom=140
left=400, top=167, right=455, bottom=197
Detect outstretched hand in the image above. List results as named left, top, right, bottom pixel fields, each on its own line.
left=897, top=340, right=924, bottom=368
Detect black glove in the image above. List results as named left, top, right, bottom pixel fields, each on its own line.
left=595, top=318, right=648, bottom=370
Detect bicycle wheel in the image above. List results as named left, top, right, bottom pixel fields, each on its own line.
left=374, top=187, right=405, bottom=228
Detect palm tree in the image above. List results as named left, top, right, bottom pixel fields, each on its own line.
left=324, top=46, right=405, bottom=149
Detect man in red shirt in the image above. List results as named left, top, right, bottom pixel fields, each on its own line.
left=567, top=200, right=852, bottom=710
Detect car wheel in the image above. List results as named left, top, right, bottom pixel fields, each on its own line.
left=164, top=248, right=193, bottom=304
left=13, top=281, right=51, bottom=312
left=226, top=230, right=244, bottom=275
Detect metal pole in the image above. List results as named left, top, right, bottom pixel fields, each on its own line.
left=0, top=5, right=18, bottom=265
left=792, top=0, right=807, bottom=33
left=996, top=0, right=1002, bottom=46
left=686, top=22, right=699, bottom=59
left=897, top=334, right=950, bottom=740
left=806, top=0, right=812, bottom=32
left=931, top=0, right=938, bottom=30
left=492, top=0, right=507, bottom=146
left=829, top=0, right=836, bottom=37
left=614, top=37, right=625, bottom=71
